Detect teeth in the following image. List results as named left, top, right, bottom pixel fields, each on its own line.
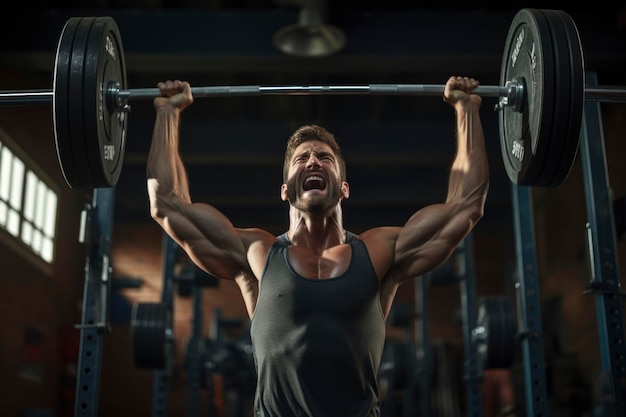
left=303, top=175, right=325, bottom=191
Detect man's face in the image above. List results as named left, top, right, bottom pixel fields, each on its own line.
left=281, top=140, right=347, bottom=213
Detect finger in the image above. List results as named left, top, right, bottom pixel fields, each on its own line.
left=454, top=76, right=467, bottom=91
left=457, top=77, right=474, bottom=93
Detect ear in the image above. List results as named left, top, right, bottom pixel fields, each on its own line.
left=341, top=181, right=350, bottom=199
left=280, top=183, right=289, bottom=201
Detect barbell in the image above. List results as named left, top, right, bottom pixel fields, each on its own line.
left=1, top=9, right=625, bottom=190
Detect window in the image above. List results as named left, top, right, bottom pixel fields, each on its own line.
left=0, top=135, right=58, bottom=263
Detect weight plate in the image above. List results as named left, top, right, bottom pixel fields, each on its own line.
left=83, top=16, right=127, bottom=188
left=532, top=9, right=571, bottom=187
left=53, top=17, right=84, bottom=189
left=499, top=9, right=556, bottom=186
left=68, top=17, right=98, bottom=189
left=131, top=302, right=171, bottom=369
left=475, top=296, right=517, bottom=370
left=545, top=10, right=584, bottom=187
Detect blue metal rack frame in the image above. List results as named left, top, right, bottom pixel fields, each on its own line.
left=579, top=72, right=626, bottom=417
left=511, top=183, right=549, bottom=417
left=74, top=187, right=115, bottom=417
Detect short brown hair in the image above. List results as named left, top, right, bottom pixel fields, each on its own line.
left=283, top=124, right=346, bottom=182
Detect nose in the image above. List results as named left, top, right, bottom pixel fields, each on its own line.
left=306, top=154, right=321, bottom=168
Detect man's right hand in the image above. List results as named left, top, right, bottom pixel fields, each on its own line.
left=443, top=76, right=481, bottom=110
left=154, top=80, right=194, bottom=112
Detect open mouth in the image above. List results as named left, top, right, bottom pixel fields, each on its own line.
left=303, top=175, right=326, bottom=191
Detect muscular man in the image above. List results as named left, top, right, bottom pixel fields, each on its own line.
left=146, top=76, right=489, bottom=417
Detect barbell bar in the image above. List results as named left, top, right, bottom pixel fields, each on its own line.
left=0, top=9, right=625, bottom=191
left=2, top=84, right=625, bottom=106
left=1, top=84, right=508, bottom=105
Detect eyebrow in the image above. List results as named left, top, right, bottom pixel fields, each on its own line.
left=293, top=149, right=334, bottom=161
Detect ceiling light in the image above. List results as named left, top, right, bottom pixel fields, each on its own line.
left=273, top=0, right=346, bottom=57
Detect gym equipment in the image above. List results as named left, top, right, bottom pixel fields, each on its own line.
left=130, top=235, right=177, bottom=371
left=131, top=303, right=171, bottom=369
left=473, top=296, right=518, bottom=370
left=578, top=72, right=626, bottom=417
left=129, top=234, right=178, bottom=417
left=1, top=10, right=626, bottom=189
left=72, top=188, right=115, bottom=417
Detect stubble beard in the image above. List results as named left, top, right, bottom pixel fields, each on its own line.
left=286, top=176, right=341, bottom=214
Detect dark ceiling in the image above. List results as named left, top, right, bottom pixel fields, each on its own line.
left=2, top=1, right=625, bottom=235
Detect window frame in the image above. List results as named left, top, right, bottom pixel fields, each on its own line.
left=0, top=127, right=60, bottom=275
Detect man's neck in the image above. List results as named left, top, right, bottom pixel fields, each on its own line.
left=287, top=210, right=345, bottom=251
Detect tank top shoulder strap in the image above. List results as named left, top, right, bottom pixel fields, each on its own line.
left=276, top=231, right=359, bottom=244
left=276, top=232, right=291, bottom=246
left=344, top=230, right=359, bottom=243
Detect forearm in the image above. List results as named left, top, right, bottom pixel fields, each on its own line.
left=392, top=106, right=489, bottom=279
left=390, top=79, right=489, bottom=280
left=446, top=104, right=489, bottom=207
left=146, top=107, right=191, bottom=203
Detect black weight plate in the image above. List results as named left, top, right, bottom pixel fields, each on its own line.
left=68, top=17, right=98, bottom=189
left=132, top=302, right=169, bottom=369
left=53, top=17, right=83, bottom=189
left=476, top=296, right=517, bottom=370
left=532, top=9, right=571, bottom=187
left=83, top=16, right=127, bottom=188
left=548, top=10, right=584, bottom=187
left=499, top=9, right=555, bottom=186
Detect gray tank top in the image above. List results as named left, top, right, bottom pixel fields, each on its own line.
left=250, top=233, right=386, bottom=417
